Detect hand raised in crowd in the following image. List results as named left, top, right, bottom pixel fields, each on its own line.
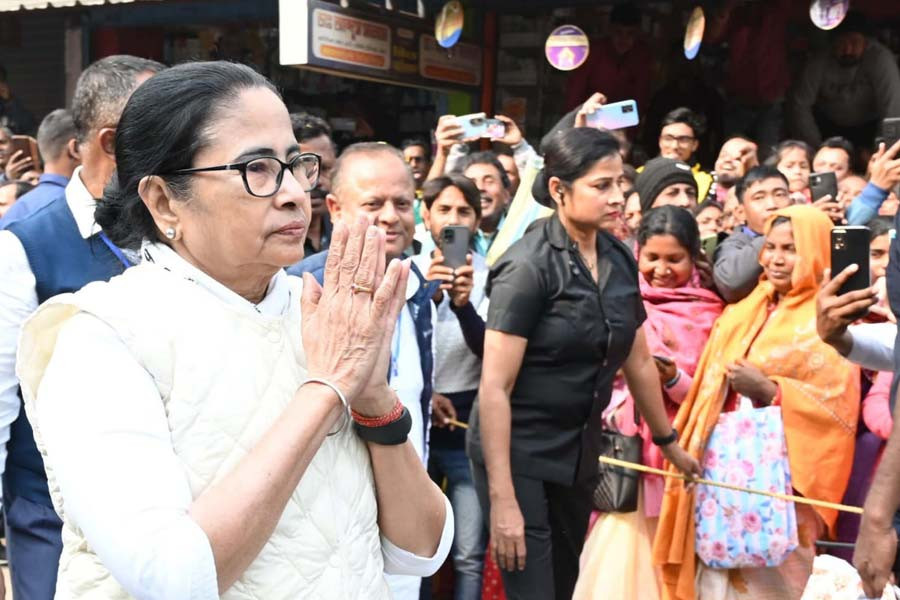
left=816, top=266, right=879, bottom=355
left=427, top=248, right=475, bottom=308
left=726, top=359, right=778, bottom=404
left=812, top=194, right=846, bottom=225
left=301, top=218, right=411, bottom=417
left=431, top=393, right=459, bottom=430
left=4, top=149, right=34, bottom=181
left=434, top=114, right=466, bottom=156
left=869, top=139, right=900, bottom=191
left=491, top=114, right=523, bottom=147
left=491, top=495, right=527, bottom=572
left=574, top=92, right=607, bottom=128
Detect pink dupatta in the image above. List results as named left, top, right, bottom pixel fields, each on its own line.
left=603, top=272, right=724, bottom=515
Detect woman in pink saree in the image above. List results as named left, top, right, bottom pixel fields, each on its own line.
left=574, top=206, right=724, bottom=600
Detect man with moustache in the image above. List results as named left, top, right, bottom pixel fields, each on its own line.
left=291, top=113, right=335, bottom=258
left=459, top=151, right=511, bottom=257
left=288, top=142, right=439, bottom=600
left=0, top=54, right=164, bottom=600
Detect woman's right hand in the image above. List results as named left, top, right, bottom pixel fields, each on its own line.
left=491, top=495, right=527, bottom=572
left=300, top=217, right=409, bottom=409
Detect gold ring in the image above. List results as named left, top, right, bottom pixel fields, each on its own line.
left=350, top=282, right=375, bottom=295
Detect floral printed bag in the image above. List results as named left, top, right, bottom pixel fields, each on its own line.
left=694, top=397, right=799, bottom=569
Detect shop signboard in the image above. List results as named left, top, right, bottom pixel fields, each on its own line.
left=280, top=0, right=481, bottom=89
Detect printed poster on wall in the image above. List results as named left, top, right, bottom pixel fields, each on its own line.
left=311, top=8, right=391, bottom=70
left=419, top=34, right=482, bottom=86
left=279, top=0, right=481, bottom=90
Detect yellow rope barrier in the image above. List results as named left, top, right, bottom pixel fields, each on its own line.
left=598, top=455, right=864, bottom=515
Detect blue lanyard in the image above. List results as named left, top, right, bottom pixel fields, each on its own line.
left=98, top=231, right=132, bottom=269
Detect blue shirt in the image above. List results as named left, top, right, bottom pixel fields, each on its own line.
left=0, top=173, right=69, bottom=229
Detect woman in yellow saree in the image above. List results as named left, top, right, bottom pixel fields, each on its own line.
left=653, top=204, right=860, bottom=599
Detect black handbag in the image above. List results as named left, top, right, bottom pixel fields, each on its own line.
left=592, top=409, right=642, bottom=513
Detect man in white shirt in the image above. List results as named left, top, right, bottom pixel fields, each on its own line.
left=288, top=142, right=439, bottom=600
left=0, top=55, right=163, bottom=599
left=413, top=172, right=489, bottom=600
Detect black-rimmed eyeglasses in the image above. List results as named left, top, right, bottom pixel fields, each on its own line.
left=165, top=153, right=321, bottom=196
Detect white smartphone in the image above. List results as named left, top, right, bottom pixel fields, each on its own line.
left=584, top=99, right=640, bottom=131
left=456, top=113, right=507, bottom=139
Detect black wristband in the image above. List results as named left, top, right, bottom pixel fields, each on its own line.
left=353, top=407, right=413, bottom=445
left=652, top=429, right=678, bottom=447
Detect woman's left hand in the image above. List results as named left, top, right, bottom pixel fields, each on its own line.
left=727, top=359, right=778, bottom=404
left=660, top=442, right=702, bottom=479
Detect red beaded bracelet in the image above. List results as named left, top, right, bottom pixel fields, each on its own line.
left=351, top=399, right=405, bottom=428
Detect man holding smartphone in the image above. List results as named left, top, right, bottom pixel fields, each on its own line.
left=412, top=173, right=489, bottom=600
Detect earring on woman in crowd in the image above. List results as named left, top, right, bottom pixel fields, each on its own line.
left=165, top=227, right=176, bottom=240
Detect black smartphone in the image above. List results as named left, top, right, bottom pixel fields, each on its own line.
left=831, top=226, right=871, bottom=296
left=810, top=171, right=838, bottom=203
left=883, top=117, right=900, bottom=149
left=439, top=226, right=471, bottom=270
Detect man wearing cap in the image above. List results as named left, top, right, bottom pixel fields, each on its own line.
left=632, top=156, right=699, bottom=220
left=789, top=10, right=900, bottom=149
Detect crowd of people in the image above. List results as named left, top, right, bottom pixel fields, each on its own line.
left=0, top=6, right=899, bottom=600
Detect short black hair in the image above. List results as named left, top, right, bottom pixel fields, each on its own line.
left=458, top=151, right=510, bottom=190
left=533, top=127, right=621, bottom=207
left=637, top=205, right=701, bottom=258
left=95, top=61, right=279, bottom=250
left=401, top=137, right=431, bottom=156
left=36, top=109, right=76, bottom=162
left=661, top=107, right=706, bottom=139
left=867, top=215, right=894, bottom=240
left=290, top=113, right=331, bottom=143
left=0, top=179, right=35, bottom=198
left=71, top=55, right=165, bottom=144
left=818, top=136, right=854, bottom=160
left=693, top=198, right=723, bottom=217
left=735, top=165, right=789, bottom=203
left=422, top=173, right=481, bottom=219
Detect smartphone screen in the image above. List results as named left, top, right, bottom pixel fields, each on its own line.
left=484, top=119, right=507, bottom=139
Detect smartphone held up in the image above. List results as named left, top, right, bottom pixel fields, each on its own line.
left=831, top=226, right=870, bottom=297
left=584, top=100, right=640, bottom=131
left=456, top=113, right=507, bottom=140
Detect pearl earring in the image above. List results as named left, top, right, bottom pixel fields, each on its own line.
left=165, top=227, right=176, bottom=240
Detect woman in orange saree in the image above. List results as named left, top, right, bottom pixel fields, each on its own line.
left=652, top=204, right=860, bottom=600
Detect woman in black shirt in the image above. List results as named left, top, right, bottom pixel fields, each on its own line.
left=467, top=127, right=701, bottom=600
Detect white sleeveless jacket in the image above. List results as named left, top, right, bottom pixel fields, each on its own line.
left=16, top=260, right=391, bottom=599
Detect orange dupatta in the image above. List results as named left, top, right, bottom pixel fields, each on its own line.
left=651, top=205, right=860, bottom=600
